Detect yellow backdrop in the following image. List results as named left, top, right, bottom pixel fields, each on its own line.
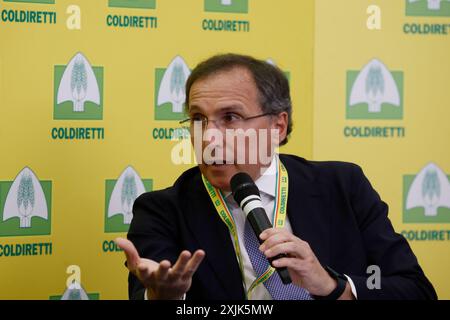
left=0, top=0, right=448, bottom=299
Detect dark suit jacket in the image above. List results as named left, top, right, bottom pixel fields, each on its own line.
left=127, top=154, right=437, bottom=300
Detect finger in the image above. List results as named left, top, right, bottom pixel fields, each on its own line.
left=136, top=258, right=159, bottom=280
left=271, top=258, right=304, bottom=287
left=264, top=242, right=298, bottom=259
left=259, top=232, right=292, bottom=252
left=259, top=227, right=292, bottom=242
left=169, top=251, right=192, bottom=279
left=259, top=228, right=278, bottom=241
left=155, top=260, right=171, bottom=282
left=115, top=238, right=140, bottom=271
left=271, top=256, right=298, bottom=270
left=182, top=250, right=205, bottom=280
left=137, top=260, right=163, bottom=288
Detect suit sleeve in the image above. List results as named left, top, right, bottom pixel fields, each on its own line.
left=346, top=165, right=437, bottom=300
left=126, top=191, right=181, bottom=300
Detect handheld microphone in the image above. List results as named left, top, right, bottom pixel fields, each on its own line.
left=230, top=172, right=292, bottom=285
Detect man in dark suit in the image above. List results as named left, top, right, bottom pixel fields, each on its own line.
left=116, top=54, right=436, bottom=300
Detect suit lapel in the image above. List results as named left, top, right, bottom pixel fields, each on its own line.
left=281, top=156, right=332, bottom=266
left=185, top=174, right=246, bottom=299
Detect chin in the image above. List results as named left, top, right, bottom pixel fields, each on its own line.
left=201, top=164, right=236, bottom=191
left=209, top=179, right=231, bottom=192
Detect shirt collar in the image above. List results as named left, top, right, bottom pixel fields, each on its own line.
left=223, top=154, right=278, bottom=202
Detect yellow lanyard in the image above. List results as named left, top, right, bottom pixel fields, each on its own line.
left=201, top=157, right=289, bottom=299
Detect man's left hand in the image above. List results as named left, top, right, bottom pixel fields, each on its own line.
left=259, top=228, right=354, bottom=299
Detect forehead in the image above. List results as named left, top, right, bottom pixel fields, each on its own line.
left=188, top=66, right=260, bottom=110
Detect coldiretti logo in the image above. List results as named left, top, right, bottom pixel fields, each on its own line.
left=154, top=55, right=190, bottom=120
left=347, top=59, right=403, bottom=120
left=0, top=167, right=51, bottom=237
left=204, top=0, right=249, bottom=14
left=404, top=163, right=450, bottom=223
left=3, top=0, right=55, bottom=3
left=49, top=282, right=99, bottom=300
left=108, top=0, right=156, bottom=9
left=105, top=166, right=152, bottom=233
left=54, top=52, right=103, bottom=120
left=406, top=0, right=450, bottom=16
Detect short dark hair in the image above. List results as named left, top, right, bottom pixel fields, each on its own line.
left=185, top=53, right=293, bottom=145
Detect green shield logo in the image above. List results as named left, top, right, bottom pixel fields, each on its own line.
left=49, top=282, right=100, bottom=300
left=54, top=52, right=104, bottom=120
left=346, top=59, right=403, bottom=120
left=105, top=166, right=152, bottom=233
left=403, top=163, right=450, bottom=223
left=154, top=56, right=190, bottom=121
left=0, top=167, right=51, bottom=237
left=406, top=0, right=450, bottom=17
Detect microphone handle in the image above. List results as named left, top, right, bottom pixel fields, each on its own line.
left=247, top=209, right=292, bottom=285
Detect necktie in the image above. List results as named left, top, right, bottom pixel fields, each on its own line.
left=243, top=219, right=313, bottom=300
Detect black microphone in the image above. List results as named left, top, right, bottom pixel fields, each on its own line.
left=230, top=172, right=292, bottom=285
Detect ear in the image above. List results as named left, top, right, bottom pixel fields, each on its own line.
left=271, top=112, right=288, bottom=145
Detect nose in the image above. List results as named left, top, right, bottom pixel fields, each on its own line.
left=203, top=119, right=222, bottom=143
left=204, top=118, right=221, bottom=131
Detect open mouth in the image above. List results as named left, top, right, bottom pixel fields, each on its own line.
left=206, top=160, right=232, bottom=167
left=211, top=161, right=227, bottom=166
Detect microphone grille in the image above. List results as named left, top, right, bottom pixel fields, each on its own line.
left=230, top=172, right=260, bottom=205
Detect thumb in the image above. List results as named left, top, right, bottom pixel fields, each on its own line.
left=115, top=237, right=140, bottom=272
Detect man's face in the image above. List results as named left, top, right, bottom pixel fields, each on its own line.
left=188, top=66, right=287, bottom=191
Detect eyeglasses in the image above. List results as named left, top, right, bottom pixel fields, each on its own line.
left=179, top=112, right=274, bottom=130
